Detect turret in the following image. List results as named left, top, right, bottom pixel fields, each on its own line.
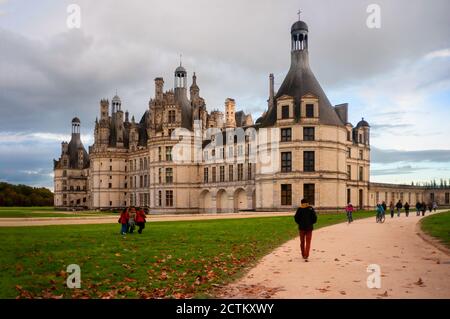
left=100, top=99, right=109, bottom=121
left=225, top=98, right=236, bottom=128
left=155, top=77, right=164, bottom=101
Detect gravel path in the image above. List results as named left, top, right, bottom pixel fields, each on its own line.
left=218, top=211, right=450, bottom=299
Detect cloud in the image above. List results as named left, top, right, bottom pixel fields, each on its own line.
left=370, top=165, right=426, bottom=176
left=371, top=147, right=450, bottom=164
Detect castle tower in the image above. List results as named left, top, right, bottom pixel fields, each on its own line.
left=100, top=99, right=109, bottom=121
left=155, top=77, right=164, bottom=101
left=225, top=98, right=236, bottom=128
left=190, top=72, right=199, bottom=102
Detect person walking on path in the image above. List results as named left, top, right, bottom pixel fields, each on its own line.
left=118, top=208, right=129, bottom=235
left=135, top=208, right=147, bottom=234
left=415, top=201, right=421, bottom=216
left=404, top=202, right=410, bottom=217
left=432, top=201, right=438, bottom=212
left=294, top=199, right=317, bottom=262
left=128, top=207, right=136, bottom=234
left=345, top=203, right=354, bottom=224
left=421, top=201, right=427, bottom=216
left=389, top=201, right=395, bottom=218
left=396, top=200, right=403, bottom=217
left=382, top=201, right=387, bottom=214
left=376, top=203, right=385, bottom=223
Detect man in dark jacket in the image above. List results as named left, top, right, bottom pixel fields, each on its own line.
left=294, top=199, right=318, bottom=262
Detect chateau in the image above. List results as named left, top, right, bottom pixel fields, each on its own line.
left=53, top=19, right=450, bottom=212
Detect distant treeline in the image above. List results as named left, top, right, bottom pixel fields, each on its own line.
left=0, top=182, right=53, bottom=206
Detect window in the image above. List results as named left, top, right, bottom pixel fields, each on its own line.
left=247, top=163, right=252, bottom=180
left=359, top=134, right=363, bottom=144
left=109, top=165, right=112, bottom=171
left=304, top=184, right=315, bottom=205
left=359, top=166, right=364, bottom=181
left=445, top=193, right=449, bottom=204
left=281, top=184, right=292, bottom=205
left=347, top=165, right=351, bottom=179
left=165, top=168, right=173, bottom=183
left=204, top=167, right=208, bottom=183
left=376, top=192, right=380, bottom=203
left=228, top=165, right=233, bottom=181
left=347, top=188, right=351, bottom=205
left=281, top=128, right=292, bottom=142
left=281, top=105, right=289, bottom=119
left=158, top=190, right=162, bottom=206
left=166, top=146, right=172, bottom=161
left=347, top=131, right=351, bottom=141
left=430, top=193, right=435, bottom=201
left=108, top=183, right=112, bottom=189
left=158, top=168, right=162, bottom=184
left=228, top=146, right=234, bottom=158
left=304, top=151, right=315, bottom=172
left=237, top=145, right=244, bottom=157
left=158, top=147, right=162, bottom=161
left=237, top=164, right=243, bottom=181
left=305, top=104, right=314, bottom=118
left=140, top=175, right=143, bottom=188
left=166, top=190, right=174, bottom=207
left=168, top=110, right=176, bottom=123
left=347, top=148, right=351, bottom=158
left=212, top=167, right=217, bottom=183
left=281, top=152, right=292, bottom=172
left=303, top=127, right=315, bottom=141
left=140, top=159, right=143, bottom=170
left=359, top=150, right=363, bottom=160
left=220, top=166, right=225, bottom=182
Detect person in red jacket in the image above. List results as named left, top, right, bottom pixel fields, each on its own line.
left=118, top=208, right=129, bottom=235
left=135, top=208, right=147, bottom=234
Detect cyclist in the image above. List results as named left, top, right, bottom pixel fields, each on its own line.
left=376, top=203, right=385, bottom=223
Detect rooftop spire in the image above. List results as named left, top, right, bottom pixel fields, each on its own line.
left=297, top=9, right=302, bottom=21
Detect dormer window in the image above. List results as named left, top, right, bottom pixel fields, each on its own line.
left=281, top=105, right=289, bottom=119
left=305, top=104, right=314, bottom=118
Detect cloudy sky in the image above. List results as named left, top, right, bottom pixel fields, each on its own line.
left=0, top=0, right=450, bottom=190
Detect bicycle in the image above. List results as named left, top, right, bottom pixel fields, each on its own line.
left=376, top=211, right=385, bottom=223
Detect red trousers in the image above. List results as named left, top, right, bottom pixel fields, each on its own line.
left=299, top=230, right=313, bottom=258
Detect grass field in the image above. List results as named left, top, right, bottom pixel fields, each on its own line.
left=420, top=211, right=450, bottom=248
left=0, top=207, right=116, bottom=218
left=0, top=211, right=373, bottom=299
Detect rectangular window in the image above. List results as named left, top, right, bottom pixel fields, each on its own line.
left=347, top=188, right=351, bottom=205
left=158, top=190, right=162, bottom=206
left=237, top=164, right=243, bottom=181
left=247, top=163, right=252, bottom=180
left=109, top=165, right=112, bottom=171
left=445, top=193, right=449, bottom=204
left=237, top=145, right=244, bottom=157
left=220, top=166, right=225, bottom=182
left=347, top=147, right=351, bottom=158
left=165, top=168, right=173, bottom=183
left=158, top=168, right=162, bottom=184
left=108, top=183, right=112, bottom=189
left=166, top=146, right=172, bottom=161
left=304, top=151, right=315, bottom=172
left=281, top=184, right=292, bottom=206
left=304, top=184, right=315, bottom=205
left=303, top=127, right=315, bottom=141
left=158, top=147, right=162, bottom=161
left=204, top=167, right=208, bottom=183
left=168, top=110, right=176, bottom=123
left=359, top=166, right=364, bottom=181
left=281, top=105, right=289, bottom=119
left=347, top=165, right=351, bottom=179
left=212, top=167, right=217, bottom=183
left=281, top=128, right=292, bottom=142
left=228, top=146, right=234, bottom=158
left=166, top=190, right=173, bottom=207
left=430, top=193, right=435, bottom=201
left=140, top=175, right=143, bottom=188
left=281, top=152, right=292, bottom=172
left=359, top=149, right=363, bottom=160
left=347, top=131, right=351, bottom=141
left=305, top=104, right=314, bottom=118
left=229, top=165, right=233, bottom=181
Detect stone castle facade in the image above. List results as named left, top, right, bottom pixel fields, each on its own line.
left=53, top=19, right=450, bottom=212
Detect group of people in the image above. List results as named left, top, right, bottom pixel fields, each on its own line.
left=118, top=207, right=147, bottom=235
left=374, top=200, right=438, bottom=219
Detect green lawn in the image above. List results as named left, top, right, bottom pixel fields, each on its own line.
left=420, top=211, right=450, bottom=248
left=0, top=211, right=373, bottom=299
left=0, top=207, right=116, bottom=218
